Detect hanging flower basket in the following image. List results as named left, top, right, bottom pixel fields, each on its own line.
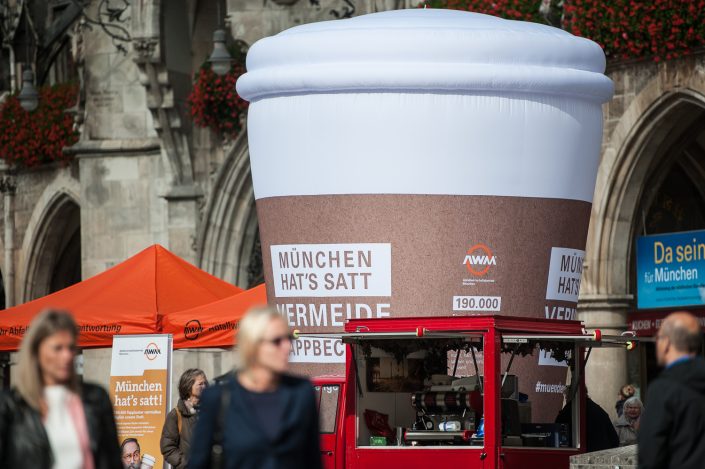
left=426, top=0, right=705, bottom=62
left=0, top=83, right=79, bottom=168
left=188, top=62, right=249, bottom=139
left=562, top=0, right=705, bottom=62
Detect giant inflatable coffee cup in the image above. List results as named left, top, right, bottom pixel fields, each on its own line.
left=237, top=9, right=613, bottom=376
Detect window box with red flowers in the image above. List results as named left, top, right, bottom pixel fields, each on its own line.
left=425, top=0, right=705, bottom=62
left=188, top=61, right=249, bottom=140
left=563, top=0, right=705, bottom=62
left=0, top=83, right=79, bottom=168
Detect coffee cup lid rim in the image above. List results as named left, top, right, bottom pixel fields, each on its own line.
left=237, top=9, right=613, bottom=103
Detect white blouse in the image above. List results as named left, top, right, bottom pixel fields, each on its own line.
left=43, top=385, right=84, bottom=469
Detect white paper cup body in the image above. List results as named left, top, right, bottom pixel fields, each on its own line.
left=237, top=10, right=613, bottom=397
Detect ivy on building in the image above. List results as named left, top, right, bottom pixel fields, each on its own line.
left=0, top=83, right=79, bottom=168
left=424, top=0, right=705, bottom=62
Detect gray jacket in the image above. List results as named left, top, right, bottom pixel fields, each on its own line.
left=613, top=414, right=639, bottom=447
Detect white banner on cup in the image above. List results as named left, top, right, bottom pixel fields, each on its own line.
left=290, top=337, right=346, bottom=363
left=271, top=243, right=392, bottom=298
left=538, top=349, right=569, bottom=367
left=545, top=247, right=585, bottom=303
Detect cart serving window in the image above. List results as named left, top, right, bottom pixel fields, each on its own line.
left=340, top=329, right=587, bottom=450
left=315, top=383, right=342, bottom=434
left=348, top=330, right=485, bottom=448
left=300, top=316, right=638, bottom=469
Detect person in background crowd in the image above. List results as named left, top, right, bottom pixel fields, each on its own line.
left=556, top=389, right=620, bottom=452
left=615, top=384, right=636, bottom=417
left=639, top=311, right=705, bottom=469
left=120, top=438, right=141, bottom=469
left=0, top=310, right=122, bottom=469
left=160, top=368, right=208, bottom=468
left=613, top=396, right=643, bottom=446
left=189, top=306, right=323, bottom=469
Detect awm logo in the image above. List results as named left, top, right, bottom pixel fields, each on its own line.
left=184, top=319, right=203, bottom=341
left=144, top=342, right=161, bottom=361
left=463, top=243, right=497, bottom=277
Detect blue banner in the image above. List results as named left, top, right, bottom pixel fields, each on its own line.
left=637, top=230, right=705, bottom=309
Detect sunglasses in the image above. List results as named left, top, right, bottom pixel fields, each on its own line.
left=262, top=334, right=295, bottom=347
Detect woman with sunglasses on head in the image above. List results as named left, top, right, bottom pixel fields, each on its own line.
left=0, top=310, right=122, bottom=468
left=189, top=306, right=322, bottom=469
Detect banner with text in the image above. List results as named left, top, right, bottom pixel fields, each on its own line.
left=271, top=243, right=392, bottom=364
left=110, top=335, right=172, bottom=469
left=637, top=230, right=705, bottom=309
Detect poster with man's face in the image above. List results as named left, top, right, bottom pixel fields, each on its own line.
left=110, top=335, right=171, bottom=469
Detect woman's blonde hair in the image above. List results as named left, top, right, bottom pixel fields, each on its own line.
left=16, top=310, right=79, bottom=412
left=236, top=306, right=288, bottom=369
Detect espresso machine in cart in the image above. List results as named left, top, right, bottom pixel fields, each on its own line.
left=306, top=316, right=637, bottom=469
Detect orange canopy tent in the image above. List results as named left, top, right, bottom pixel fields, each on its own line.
left=0, top=245, right=242, bottom=351
left=162, top=283, right=268, bottom=349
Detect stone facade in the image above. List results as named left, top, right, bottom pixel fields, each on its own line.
left=0, top=0, right=414, bottom=401
left=581, top=52, right=705, bottom=415
left=1, top=2, right=704, bottom=411
left=570, top=445, right=637, bottom=469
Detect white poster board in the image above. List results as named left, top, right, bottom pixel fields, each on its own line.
left=110, top=334, right=172, bottom=469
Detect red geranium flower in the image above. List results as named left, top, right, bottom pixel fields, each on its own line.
left=188, top=63, right=248, bottom=139
left=427, top=0, right=705, bottom=63
left=0, top=83, right=79, bottom=168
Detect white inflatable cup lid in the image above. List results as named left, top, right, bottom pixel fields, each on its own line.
left=237, top=9, right=613, bottom=103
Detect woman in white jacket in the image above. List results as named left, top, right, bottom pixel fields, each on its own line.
left=613, top=396, right=643, bottom=446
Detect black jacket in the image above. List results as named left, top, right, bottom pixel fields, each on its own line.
left=556, top=396, right=620, bottom=452
left=188, top=373, right=323, bottom=469
left=638, top=357, right=705, bottom=469
left=615, top=398, right=625, bottom=417
left=0, top=382, right=122, bottom=469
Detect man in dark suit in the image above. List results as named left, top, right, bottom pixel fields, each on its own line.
left=638, top=311, right=705, bottom=469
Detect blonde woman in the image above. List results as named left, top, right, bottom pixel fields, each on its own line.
left=189, top=306, right=322, bottom=469
left=0, top=310, right=122, bottom=469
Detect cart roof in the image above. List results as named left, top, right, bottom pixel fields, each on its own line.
left=343, top=315, right=585, bottom=335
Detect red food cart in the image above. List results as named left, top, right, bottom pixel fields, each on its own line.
left=307, top=315, right=635, bottom=469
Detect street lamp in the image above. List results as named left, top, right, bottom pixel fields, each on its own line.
left=208, top=29, right=234, bottom=76
left=17, top=69, right=38, bottom=112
